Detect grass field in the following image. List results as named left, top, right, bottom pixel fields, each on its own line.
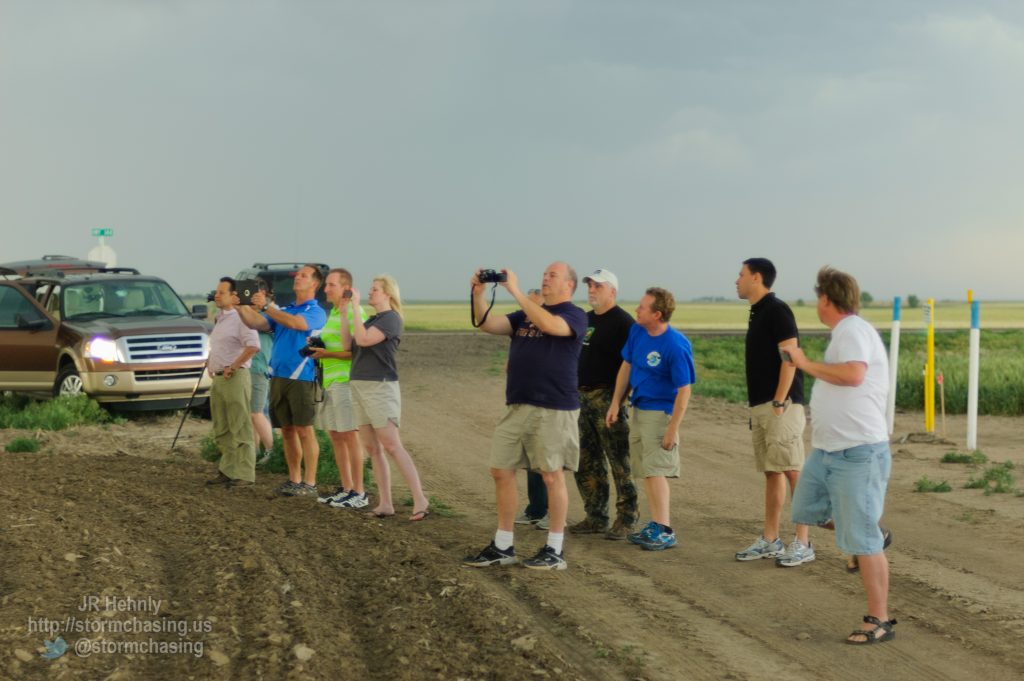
left=688, top=329, right=1024, bottom=416
left=400, top=300, right=1024, bottom=332
left=399, top=302, right=1022, bottom=417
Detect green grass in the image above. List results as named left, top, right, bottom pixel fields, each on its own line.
left=0, top=394, right=115, bottom=430
left=941, top=450, right=988, bottom=465
left=5, top=437, right=40, bottom=453
left=200, top=429, right=373, bottom=487
left=964, top=462, right=1016, bottom=495
left=914, top=476, right=952, bottom=493
left=687, top=330, right=1024, bottom=415
left=400, top=300, right=1024, bottom=332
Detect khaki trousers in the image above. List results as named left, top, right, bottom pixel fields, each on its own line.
left=212, top=369, right=256, bottom=482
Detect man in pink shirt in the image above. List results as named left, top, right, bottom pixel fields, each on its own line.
left=207, top=277, right=261, bottom=487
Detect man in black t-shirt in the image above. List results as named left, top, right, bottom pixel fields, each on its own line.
left=464, top=262, right=587, bottom=571
left=570, top=269, right=638, bottom=539
left=734, top=258, right=812, bottom=567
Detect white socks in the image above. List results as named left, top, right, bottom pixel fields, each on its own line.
left=494, top=529, right=515, bottom=551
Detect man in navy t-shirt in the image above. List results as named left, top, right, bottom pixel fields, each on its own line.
left=464, top=262, right=587, bottom=571
left=607, top=287, right=695, bottom=552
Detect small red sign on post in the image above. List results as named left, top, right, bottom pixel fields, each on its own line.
left=937, top=373, right=944, bottom=385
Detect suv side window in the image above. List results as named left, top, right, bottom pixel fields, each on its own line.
left=34, top=283, right=61, bottom=319
left=0, top=286, right=47, bottom=329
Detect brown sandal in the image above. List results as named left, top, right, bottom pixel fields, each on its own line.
left=846, top=615, right=897, bottom=644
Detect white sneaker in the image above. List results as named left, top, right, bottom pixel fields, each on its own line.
left=775, top=538, right=816, bottom=567
left=330, top=491, right=369, bottom=509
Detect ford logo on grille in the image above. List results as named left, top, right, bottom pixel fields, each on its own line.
left=158, top=344, right=177, bottom=352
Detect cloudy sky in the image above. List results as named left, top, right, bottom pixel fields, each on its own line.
left=2, top=1, right=1022, bottom=301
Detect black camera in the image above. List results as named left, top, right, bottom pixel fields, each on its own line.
left=206, top=291, right=216, bottom=303
left=478, top=269, right=507, bottom=284
left=299, top=336, right=326, bottom=358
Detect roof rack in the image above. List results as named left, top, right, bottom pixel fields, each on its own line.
left=23, top=269, right=66, bottom=278
left=98, top=267, right=141, bottom=275
left=251, top=262, right=329, bottom=269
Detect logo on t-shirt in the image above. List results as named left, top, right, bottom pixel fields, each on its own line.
left=582, top=327, right=595, bottom=345
left=646, top=351, right=661, bottom=367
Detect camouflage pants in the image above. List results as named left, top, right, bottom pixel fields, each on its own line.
left=574, top=388, right=637, bottom=525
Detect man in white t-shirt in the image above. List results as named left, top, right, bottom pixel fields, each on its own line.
left=786, top=267, right=896, bottom=646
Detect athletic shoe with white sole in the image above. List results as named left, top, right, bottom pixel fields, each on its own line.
left=522, top=545, right=567, bottom=570
left=330, top=491, right=370, bottom=509
left=735, top=536, right=785, bottom=561
left=463, top=541, right=518, bottom=567
left=627, top=520, right=660, bottom=545
left=639, top=527, right=677, bottom=551
left=514, top=511, right=545, bottom=526
left=318, top=486, right=347, bottom=504
left=775, top=538, right=816, bottom=567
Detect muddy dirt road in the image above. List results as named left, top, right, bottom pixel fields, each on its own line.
left=2, top=333, right=1022, bottom=680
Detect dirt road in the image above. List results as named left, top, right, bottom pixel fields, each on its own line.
left=2, top=333, right=1022, bottom=680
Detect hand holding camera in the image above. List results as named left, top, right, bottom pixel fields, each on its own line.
left=299, top=336, right=327, bottom=358
left=250, top=289, right=268, bottom=310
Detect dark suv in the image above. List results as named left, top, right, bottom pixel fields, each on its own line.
left=234, top=262, right=330, bottom=309
left=0, top=270, right=212, bottom=410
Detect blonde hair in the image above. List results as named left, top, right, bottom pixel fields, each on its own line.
left=374, top=274, right=403, bottom=319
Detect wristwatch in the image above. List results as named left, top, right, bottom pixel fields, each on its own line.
left=772, top=400, right=786, bottom=409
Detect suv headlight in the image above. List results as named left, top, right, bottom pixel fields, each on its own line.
left=86, top=337, right=120, bottom=363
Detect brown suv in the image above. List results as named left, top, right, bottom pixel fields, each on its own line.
left=0, top=270, right=212, bottom=410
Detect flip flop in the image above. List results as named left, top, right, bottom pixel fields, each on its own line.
left=409, top=509, right=431, bottom=522
left=364, top=510, right=395, bottom=519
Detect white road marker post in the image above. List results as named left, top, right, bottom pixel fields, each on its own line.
left=886, top=297, right=901, bottom=435
left=967, top=301, right=980, bottom=451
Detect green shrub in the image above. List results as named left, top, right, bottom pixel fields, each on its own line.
left=0, top=394, right=112, bottom=430
left=200, top=428, right=376, bottom=488
left=5, top=437, right=40, bottom=453
left=965, top=462, right=1016, bottom=495
left=941, top=450, right=988, bottom=465
left=914, top=476, right=952, bottom=493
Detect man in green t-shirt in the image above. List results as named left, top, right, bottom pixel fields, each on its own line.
left=311, top=268, right=370, bottom=508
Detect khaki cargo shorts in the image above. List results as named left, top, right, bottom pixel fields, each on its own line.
left=750, top=400, right=806, bottom=472
left=316, top=381, right=359, bottom=433
left=490, top=404, right=580, bottom=473
left=629, top=407, right=680, bottom=478
left=351, top=380, right=402, bottom=429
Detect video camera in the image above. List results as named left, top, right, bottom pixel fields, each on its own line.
left=478, top=269, right=507, bottom=284
left=299, top=336, right=326, bottom=358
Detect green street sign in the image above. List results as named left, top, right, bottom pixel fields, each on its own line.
left=91, top=228, right=114, bottom=237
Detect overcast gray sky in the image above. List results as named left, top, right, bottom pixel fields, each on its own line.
left=2, top=1, right=1022, bottom=301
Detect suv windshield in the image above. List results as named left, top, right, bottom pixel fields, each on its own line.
left=63, top=280, right=189, bottom=319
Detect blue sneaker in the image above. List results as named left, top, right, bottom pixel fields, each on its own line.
left=627, top=521, right=660, bottom=545
left=640, top=526, right=677, bottom=551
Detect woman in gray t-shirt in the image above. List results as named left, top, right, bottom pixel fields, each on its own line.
left=341, top=275, right=430, bottom=521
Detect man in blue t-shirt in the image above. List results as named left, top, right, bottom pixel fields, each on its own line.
left=464, top=262, right=587, bottom=571
left=238, top=264, right=327, bottom=498
left=607, top=287, right=695, bottom=552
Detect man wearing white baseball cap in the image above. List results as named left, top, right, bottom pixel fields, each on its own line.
left=572, top=269, right=638, bottom=539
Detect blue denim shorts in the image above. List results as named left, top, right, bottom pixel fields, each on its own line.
left=791, top=441, right=892, bottom=555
